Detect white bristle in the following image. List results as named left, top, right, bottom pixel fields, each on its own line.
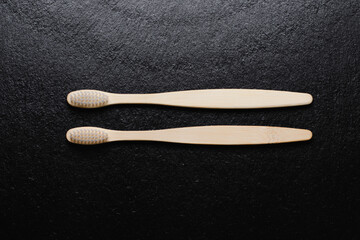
left=68, top=128, right=108, bottom=145
left=68, top=90, right=109, bottom=108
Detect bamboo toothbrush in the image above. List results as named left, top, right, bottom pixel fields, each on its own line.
left=67, top=89, right=313, bottom=109
left=66, top=126, right=312, bottom=145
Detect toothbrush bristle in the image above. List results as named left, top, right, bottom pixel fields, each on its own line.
left=68, top=90, right=109, bottom=108
left=68, top=128, right=108, bottom=145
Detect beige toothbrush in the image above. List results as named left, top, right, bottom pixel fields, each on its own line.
left=67, top=89, right=313, bottom=109
left=66, top=126, right=312, bottom=145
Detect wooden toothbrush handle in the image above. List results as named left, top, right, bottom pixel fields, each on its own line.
left=110, top=126, right=312, bottom=145
left=110, top=89, right=312, bottom=108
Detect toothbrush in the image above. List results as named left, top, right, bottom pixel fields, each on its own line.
left=66, top=126, right=312, bottom=145
left=67, top=89, right=313, bottom=109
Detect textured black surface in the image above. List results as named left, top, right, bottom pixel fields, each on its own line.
left=1, top=1, right=360, bottom=239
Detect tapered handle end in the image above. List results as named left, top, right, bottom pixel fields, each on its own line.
left=302, top=93, right=313, bottom=105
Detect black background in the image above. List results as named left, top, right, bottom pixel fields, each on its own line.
left=1, top=0, right=359, bottom=239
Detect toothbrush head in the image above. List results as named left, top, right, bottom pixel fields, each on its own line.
left=67, top=90, right=109, bottom=108
left=66, top=127, right=108, bottom=145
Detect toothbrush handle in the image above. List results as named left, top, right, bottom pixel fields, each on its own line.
left=110, top=126, right=312, bottom=145
left=110, top=89, right=312, bottom=108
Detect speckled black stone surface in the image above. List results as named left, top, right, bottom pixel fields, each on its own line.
left=1, top=1, right=359, bottom=239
